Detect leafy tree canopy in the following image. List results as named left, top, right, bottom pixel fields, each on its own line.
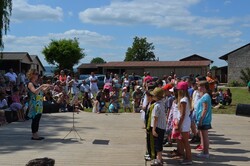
left=90, top=57, right=106, bottom=64
left=0, top=0, right=12, bottom=50
left=124, top=36, right=156, bottom=61
left=42, top=38, right=85, bottom=70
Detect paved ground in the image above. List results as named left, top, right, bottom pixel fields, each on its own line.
left=0, top=112, right=250, bottom=166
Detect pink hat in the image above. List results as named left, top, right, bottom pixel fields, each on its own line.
left=122, top=87, right=127, bottom=90
left=177, top=81, right=188, bottom=90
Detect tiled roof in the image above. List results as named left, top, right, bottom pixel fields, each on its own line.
left=77, top=63, right=98, bottom=69
left=97, top=61, right=211, bottom=67
left=0, top=52, right=33, bottom=62
left=179, top=54, right=214, bottom=63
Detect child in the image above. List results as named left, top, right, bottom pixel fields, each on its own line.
left=121, top=87, right=131, bottom=112
left=162, top=84, right=173, bottom=147
left=176, top=81, right=192, bottom=165
left=150, top=87, right=166, bottom=166
left=190, top=81, right=201, bottom=144
left=0, top=91, right=8, bottom=125
left=169, top=88, right=183, bottom=158
left=10, top=87, right=25, bottom=121
left=196, top=81, right=212, bottom=159
left=145, top=90, right=156, bottom=161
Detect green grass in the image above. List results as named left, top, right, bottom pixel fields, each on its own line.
left=213, top=87, right=250, bottom=114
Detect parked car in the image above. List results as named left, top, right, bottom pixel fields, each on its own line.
left=128, top=75, right=143, bottom=86
left=78, top=74, right=90, bottom=84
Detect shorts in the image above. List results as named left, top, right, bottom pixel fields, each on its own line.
left=154, top=127, right=165, bottom=152
left=198, top=124, right=212, bottom=130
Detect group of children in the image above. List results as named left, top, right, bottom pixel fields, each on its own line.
left=143, top=77, right=212, bottom=165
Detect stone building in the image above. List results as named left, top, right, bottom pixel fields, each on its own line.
left=219, top=43, right=250, bottom=84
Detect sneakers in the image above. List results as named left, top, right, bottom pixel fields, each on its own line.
left=180, top=160, right=192, bottom=165
left=163, top=142, right=172, bottom=147
left=196, top=152, right=209, bottom=159
left=150, top=159, right=163, bottom=166
left=195, top=144, right=203, bottom=151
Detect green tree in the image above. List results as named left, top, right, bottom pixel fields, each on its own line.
left=90, top=57, right=106, bottom=64
left=124, top=36, right=156, bottom=61
left=0, top=0, right=12, bottom=50
left=42, top=38, right=85, bottom=70
left=240, top=67, right=250, bottom=85
left=211, top=66, right=218, bottom=70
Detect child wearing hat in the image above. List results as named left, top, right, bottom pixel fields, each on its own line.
left=121, top=87, right=131, bottom=112
left=176, top=81, right=192, bottom=165
left=144, top=90, right=156, bottom=161
left=150, top=87, right=166, bottom=166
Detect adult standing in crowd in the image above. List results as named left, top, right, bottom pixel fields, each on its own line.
left=5, top=68, right=17, bottom=85
left=206, top=71, right=215, bottom=92
left=89, top=72, right=98, bottom=98
left=27, top=69, right=50, bottom=140
left=17, top=69, right=27, bottom=86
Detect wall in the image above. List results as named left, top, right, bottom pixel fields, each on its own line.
left=228, top=45, right=250, bottom=84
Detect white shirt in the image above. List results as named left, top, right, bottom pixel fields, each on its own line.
left=0, top=99, right=8, bottom=108
left=151, top=99, right=166, bottom=130
left=104, top=76, right=112, bottom=84
left=5, top=72, right=17, bottom=83
left=89, top=75, right=98, bottom=87
left=72, top=79, right=80, bottom=95
left=17, top=73, right=26, bottom=85
left=80, top=83, right=90, bottom=93
left=180, top=97, right=191, bottom=132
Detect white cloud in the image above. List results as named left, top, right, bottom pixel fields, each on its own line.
left=3, top=29, right=114, bottom=66
left=79, top=0, right=241, bottom=38
left=12, top=0, right=63, bottom=22
left=224, top=0, right=231, bottom=5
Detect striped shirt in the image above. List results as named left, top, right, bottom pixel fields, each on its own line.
left=151, top=99, right=166, bottom=130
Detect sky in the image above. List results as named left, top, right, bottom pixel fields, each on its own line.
left=3, top=0, right=250, bottom=68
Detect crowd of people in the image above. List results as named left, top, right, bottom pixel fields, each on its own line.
left=0, top=67, right=232, bottom=153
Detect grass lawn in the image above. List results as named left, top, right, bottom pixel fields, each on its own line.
left=213, top=87, right=250, bottom=114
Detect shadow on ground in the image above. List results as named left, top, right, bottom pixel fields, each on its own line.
left=159, top=130, right=250, bottom=166
left=0, top=113, right=96, bottom=154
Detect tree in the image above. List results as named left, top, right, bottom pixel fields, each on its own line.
left=0, top=0, right=12, bottom=50
left=124, top=36, right=156, bottom=61
left=211, top=66, right=218, bottom=70
left=42, top=38, right=85, bottom=70
left=240, top=67, right=250, bottom=85
left=90, top=57, right=106, bottom=64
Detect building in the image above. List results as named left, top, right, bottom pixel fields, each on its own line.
left=219, top=43, right=250, bottom=84
left=78, top=60, right=211, bottom=77
left=179, top=54, right=214, bottom=63
left=30, top=55, right=46, bottom=75
left=0, top=52, right=45, bottom=75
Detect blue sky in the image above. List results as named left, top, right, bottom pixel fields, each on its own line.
left=3, top=0, right=250, bottom=67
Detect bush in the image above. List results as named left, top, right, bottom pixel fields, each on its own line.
left=228, top=80, right=245, bottom=87
left=240, top=67, right=250, bottom=85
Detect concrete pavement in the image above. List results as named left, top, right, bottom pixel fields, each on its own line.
left=0, top=112, right=250, bottom=166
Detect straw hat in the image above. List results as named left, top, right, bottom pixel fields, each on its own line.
left=150, top=87, right=164, bottom=100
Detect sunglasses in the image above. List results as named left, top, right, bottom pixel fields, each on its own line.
left=34, top=73, right=39, bottom=75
